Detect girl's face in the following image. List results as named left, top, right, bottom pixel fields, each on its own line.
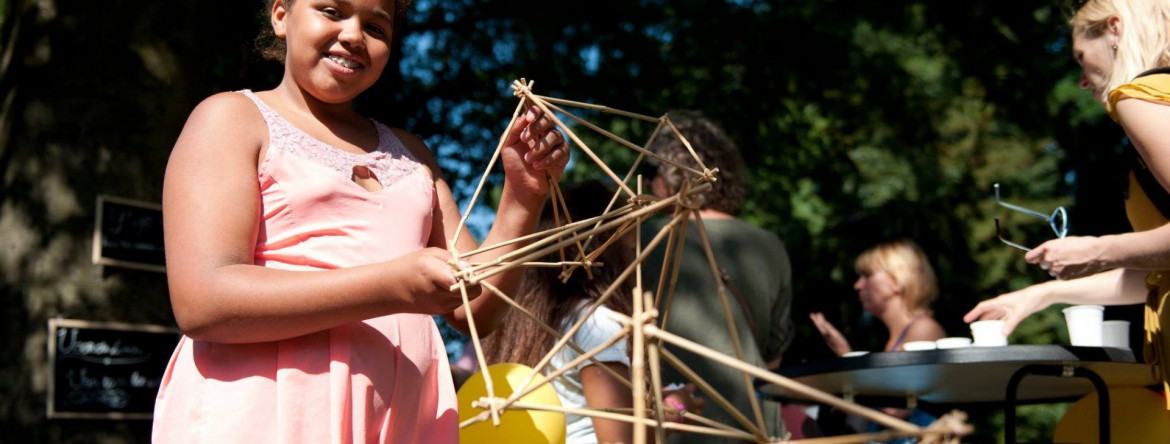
left=1072, top=31, right=1115, bottom=99
left=274, top=0, right=395, bottom=103
left=853, top=268, right=900, bottom=315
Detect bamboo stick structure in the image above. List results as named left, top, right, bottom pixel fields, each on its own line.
left=450, top=78, right=972, bottom=443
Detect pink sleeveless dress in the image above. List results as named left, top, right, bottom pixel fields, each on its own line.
left=152, top=90, right=458, bottom=443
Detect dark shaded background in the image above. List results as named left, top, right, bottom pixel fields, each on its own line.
left=0, top=0, right=1139, bottom=442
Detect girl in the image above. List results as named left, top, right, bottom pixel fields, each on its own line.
left=810, top=239, right=946, bottom=356
left=964, top=0, right=1170, bottom=407
left=482, top=181, right=703, bottom=444
left=152, top=0, right=569, bottom=442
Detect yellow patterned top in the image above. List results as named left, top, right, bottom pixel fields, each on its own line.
left=1108, top=73, right=1170, bottom=121
left=1112, top=73, right=1170, bottom=407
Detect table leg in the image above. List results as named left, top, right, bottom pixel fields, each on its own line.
left=1004, top=364, right=1110, bottom=444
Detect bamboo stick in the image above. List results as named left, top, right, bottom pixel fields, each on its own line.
left=558, top=215, right=639, bottom=282
left=640, top=324, right=921, bottom=434
left=456, top=203, right=636, bottom=259
left=647, top=293, right=668, bottom=444
left=460, top=325, right=632, bottom=428
left=543, top=100, right=708, bottom=178
left=632, top=266, right=648, bottom=444
left=512, top=84, right=637, bottom=198
left=459, top=281, right=500, bottom=426
left=501, top=401, right=758, bottom=441
left=468, top=261, right=603, bottom=268
left=455, top=207, right=637, bottom=282
left=662, top=114, right=711, bottom=174
left=564, top=153, right=645, bottom=278
left=532, top=94, right=661, bottom=122
left=457, top=201, right=635, bottom=272
left=456, top=187, right=705, bottom=288
left=478, top=280, right=632, bottom=388
left=500, top=210, right=687, bottom=400
left=655, top=208, right=691, bottom=330
left=659, top=348, right=763, bottom=437
left=691, top=213, right=767, bottom=434
left=450, top=95, right=527, bottom=245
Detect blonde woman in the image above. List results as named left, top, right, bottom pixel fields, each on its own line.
left=811, top=239, right=946, bottom=356
left=964, top=0, right=1170, bottom=406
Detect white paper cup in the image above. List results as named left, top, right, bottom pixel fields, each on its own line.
left=902, top=341, right=937, bottom=351
left=1063, top=305, right=1105, bottom=347
left=935, top=337, right=973, bottom=349
left=970, top=320, right=1008, bottom=346
left=1102, top=320, right=1131, bottom=350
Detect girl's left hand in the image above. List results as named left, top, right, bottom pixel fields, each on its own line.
left=500, top=105, right=570, bottom=205
left=1025, top=235, right=1110, bottom=280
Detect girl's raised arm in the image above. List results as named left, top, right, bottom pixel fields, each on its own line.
left=396, top=106, right=568, bottom=335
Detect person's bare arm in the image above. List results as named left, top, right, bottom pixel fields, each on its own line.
left=964, top=268, right=1147, bottom=335
left=1031, top=99, right=1170, bottom=279
left=581, top=363, right=637, bottom=443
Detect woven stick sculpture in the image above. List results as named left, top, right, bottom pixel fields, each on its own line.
left=452, top=79, right=972, bottom=443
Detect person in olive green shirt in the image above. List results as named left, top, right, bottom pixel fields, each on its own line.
left=643, top=111, right=795, bottom=443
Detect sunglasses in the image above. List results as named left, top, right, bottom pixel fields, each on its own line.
left=993, top=183, right=1069, bottom=252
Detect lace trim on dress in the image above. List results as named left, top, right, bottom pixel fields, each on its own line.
left=239, top=89, right=429, bottom=189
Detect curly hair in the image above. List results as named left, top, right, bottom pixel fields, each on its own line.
left=647, top=111, right=747, bottom=214
left=255, top=0, right=414, bottom=63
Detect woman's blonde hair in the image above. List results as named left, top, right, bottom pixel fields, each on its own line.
left=854, top=239, right=938, bottom=315
left=1071, top=0, right=1170, bottom=104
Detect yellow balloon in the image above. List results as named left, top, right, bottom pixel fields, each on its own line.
left=457, top=363, right=566, bottom=444
left=1053, top=387, right=1170, bottom=444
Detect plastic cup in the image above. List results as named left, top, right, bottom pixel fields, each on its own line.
left=970, top=320, right=1008, bottom=347
left=1063, top=305, right=1105, bottom=347
left=902, top=341, right=937, bottom=351
left=1102, top=320, right=1131, bottom=350
left=935, top=337, right=973, bottom=349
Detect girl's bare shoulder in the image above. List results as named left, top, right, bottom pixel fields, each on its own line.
left=175, top=92, right=266, bottom=156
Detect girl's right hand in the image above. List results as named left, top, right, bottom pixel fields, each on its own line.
left=388, top=247, right=467, bottom=315
left=809, top=312, right=852, bottom=357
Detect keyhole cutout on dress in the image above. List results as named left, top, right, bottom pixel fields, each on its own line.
left=352, top=165, right=383, bottom=192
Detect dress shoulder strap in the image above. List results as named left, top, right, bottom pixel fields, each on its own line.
left=1136, top=67, right=1170, bottom=78
left=236, top=89, right=281, bottom=130
left=888, top=315, right=925, bottom=352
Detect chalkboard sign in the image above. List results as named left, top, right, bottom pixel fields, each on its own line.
left=92, top=195, right=165, bottom=273
left=47, top=319, right=180, bottom=420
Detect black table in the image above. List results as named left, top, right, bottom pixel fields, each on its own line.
left=757, top=345, right=1159, bottom=443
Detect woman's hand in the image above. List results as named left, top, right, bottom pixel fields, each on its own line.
left=962, top=285, right=1050, bottom=336
left=1025, top=235, right=1112, bottom=280
left=809, top=312, right=852, bottom=357
left=499, top=105, right=570, bottom=206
